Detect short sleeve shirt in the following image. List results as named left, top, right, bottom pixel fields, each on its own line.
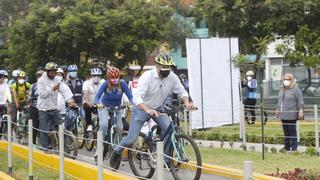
left=11, top=82, right=31, bottom=103
left=83, top=79, right=105, bottom=103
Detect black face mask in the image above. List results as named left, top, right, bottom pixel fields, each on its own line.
left=160, top=69, right=170, bottom=78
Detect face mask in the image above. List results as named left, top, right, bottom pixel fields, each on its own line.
left=283, top=80, right=291, bottom=87
left=110, top=79, right=119, bottom=85
left=4, top=78, right=8, bottom=84
left=93, top=77, right=101, bottom=84
left=56, top=76, right=63, bottom=82
left=247, top=76, right=252, bottom=81
left=18, top=79, right=25, bottom=85
left=160, top=69, right=170, bottom=78
left=69, top=71, right=77, bottom=78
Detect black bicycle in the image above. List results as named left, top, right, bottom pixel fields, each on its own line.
left=0, top=106, right=8, bottom=140
left=128, top=109, right=202, bottom=180
left=65, top=106, right=86, bottom=149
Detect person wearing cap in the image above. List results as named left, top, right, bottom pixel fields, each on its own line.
left=56, top=68, right=72, bottom=117
left=37, top=62, right=75, bottom=152
left=11, top=71, right=31, bottom=124
left=83, top=68, right=104, bottom=131
left=109, top=53, right=194, bottom=170
left=241, top=70, right=258, bottom=125
left=28, top=70, right=44, bottom=144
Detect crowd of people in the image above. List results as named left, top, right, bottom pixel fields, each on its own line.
left=0, top=53, right=194, bottom=168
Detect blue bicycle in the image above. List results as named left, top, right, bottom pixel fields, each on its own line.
left=128, top=109, right=202, bottom=180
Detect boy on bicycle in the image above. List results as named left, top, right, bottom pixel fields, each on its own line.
left=110, top=53, right=193, bottom=170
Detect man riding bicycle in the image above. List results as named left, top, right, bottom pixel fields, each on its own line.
left=0, top=70, right=12, bottom=134
left=37, top=62, right=75, bottom=152
left=11, top=71, right=31, bottom=125
left=83, top=68, right=104, bottom=131
left=110, top=53, right=193, bottom=170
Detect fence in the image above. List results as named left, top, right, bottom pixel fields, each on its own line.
left=0, top=112, right=281, bottom=180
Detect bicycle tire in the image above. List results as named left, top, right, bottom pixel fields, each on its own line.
left=64, top=130, right=78, bottom=159
left=85, top=127, right=96, bottom=151
left=75, top=117, right=86, bottom=149
left=128, top=132, right=155, bottom=179
left=169, top=134, right=202, bottom=180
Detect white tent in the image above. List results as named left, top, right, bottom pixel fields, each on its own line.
left=186, top=38, right=241, bottom=129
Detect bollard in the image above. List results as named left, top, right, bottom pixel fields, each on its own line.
left=156, top=141, right=164, bottom=180
left=314, top=105, right=319, bottom=155
left=59, top=124, right=64, bottom=180
left=28, top=120, right=33, bottom=180
left=240, top=103, right=246, bottom=144
left=243, top=161, right=253, bottom=180
left=297, top=121, right=300, bottom=144
left=97, top=131, right=103, bottom=180
left=8, top=115, right=12, bottom=174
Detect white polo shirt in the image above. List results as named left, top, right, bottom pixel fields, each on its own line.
left=83, top=79, right=104, bottom=103
left=0, top=82, right=12, bottom=105
left=133, top=68, right=188, bottom=109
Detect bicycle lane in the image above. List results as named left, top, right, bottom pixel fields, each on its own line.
left=78, top=148, right=235, bottom=180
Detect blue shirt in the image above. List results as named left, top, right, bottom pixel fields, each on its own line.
left=94, top=80, right=133, bottom=107
left=242, top=79, right=257, bottom=99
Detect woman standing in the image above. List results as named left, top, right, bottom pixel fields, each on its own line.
left=276, top=73, right=304, bottom=151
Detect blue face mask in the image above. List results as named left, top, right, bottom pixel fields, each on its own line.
left=69, top=71, right=77, bottom=78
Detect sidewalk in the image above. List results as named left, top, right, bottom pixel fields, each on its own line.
left=195, top=140, right=308, bottom=152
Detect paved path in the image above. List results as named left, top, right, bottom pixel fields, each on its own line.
left=78, top=148, right=234, bottom=180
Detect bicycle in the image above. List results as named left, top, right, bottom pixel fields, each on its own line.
left=0, top=106, right=8, bottom=140
left=94, top=106, right=126, bottom=162
left=14, top=105, right=31, bottom=145
left=128, top=108, right=202, bottom=180
left=65, top=106, right=86, bottom=149
left=85, top=107, right=99, bottom=151
left=48, top=119, right=78, bottom=159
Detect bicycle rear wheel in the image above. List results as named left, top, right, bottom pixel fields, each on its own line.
left=169, top=134, right=202, bottom=180
left=64, top=130, right=78, bottom=159
left=128, top=132, right=155, bottom=179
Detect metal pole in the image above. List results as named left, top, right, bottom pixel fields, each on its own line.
left=28, top=119, right=33, bottom=180
left=296, top=121, right=300, bottom=144
left=243, top=161, right=253, bottom=180
left=157, top=141, right=164, bottom=180
left=59, top=124, right=64, bottom=180
left=97, top=131, right=103, bottom=180
left=189, top=111, right=193, bottom=136
left=198, top=38, right=205, bottom=129
left=8, top=115, right=12, bottom=174
left=314, top=105, right=319, bottom=155
left=259, top=67, right=265, bottom=160
left=228, top=38, right=235, bottom=124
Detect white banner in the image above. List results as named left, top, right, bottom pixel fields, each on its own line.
left=186, top=38, right=241, bottom=129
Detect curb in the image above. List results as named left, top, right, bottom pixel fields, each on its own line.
left=0, top=171, right=15, bottom=180
left=0, top=141, right=137, bottom=180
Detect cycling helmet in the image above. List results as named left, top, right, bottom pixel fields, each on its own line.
left=12, top=70, right=20, bottom=77
left=3, top=70, right=8, bottom=77
left=106, top=67, right=120, bottom=79
left=0, top=70, right=6, bottom=77
left=45, top=62, right=58, bottom=70
left=90, top=68, right=102, bottom=75
left=155, top=53, right=174, bottom=66
left=67, top=64, right=78, bottom=71
left=59, top=65, right=68, bottom=72
left=18, top=71, right=26, bottom=78
left=57, top=68, right=64, bottom=74
left=246, top=71, right=254, bottom=76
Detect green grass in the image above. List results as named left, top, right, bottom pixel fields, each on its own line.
left=199, top=146, right=320, bottom=174
left=0, top=151, right=71, bottom=180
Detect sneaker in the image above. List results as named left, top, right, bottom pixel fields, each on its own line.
left=87, top=125, right=93, bottom=132
left=109, top=151, right=121, bottom=170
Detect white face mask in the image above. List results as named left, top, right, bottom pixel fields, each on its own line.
left=4, top=78, right=8, bottom=83
left=283, top=80, right=291, bottom=87
left=93, top=76, right=101, bottom=84
left=246, top=76, right=252, bottom=81
left=18, top=79, right=25, bottom=85
left=56, top=76, right=63, bottom=82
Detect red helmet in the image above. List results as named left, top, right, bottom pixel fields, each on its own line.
left=106, top=67, right=120, bottom=79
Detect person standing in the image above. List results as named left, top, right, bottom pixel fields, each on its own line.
left=276, top=73, right=304, bottom=152
left=241, top=70, right=258, bottom=124
left=65, top=64, right=83, bottom=105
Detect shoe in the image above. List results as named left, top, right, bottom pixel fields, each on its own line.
left=109, top=151, right=121, bottom=170
left=87, top=125, right=93, bottom=132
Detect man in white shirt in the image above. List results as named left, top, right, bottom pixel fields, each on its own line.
left=110, top=53, right=193, bottom=169
left=82, top=68, right=104, bottom=131
left=37, top=62, right=74, bottom=152
left=0, top=70, right=11, bottom=118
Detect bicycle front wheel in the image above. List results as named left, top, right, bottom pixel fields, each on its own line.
left=169, top=134, right=202, bottom=180
left=128, top=132, right=155, bottom=179
left=64, top=130, right=78, bottom=159
left=75, top=117, right=86, bottom=149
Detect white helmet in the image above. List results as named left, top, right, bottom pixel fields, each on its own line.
left=57, top=68, right=64, bottom=73
left=12, top=70, right=20, bottom=77
left=246, top=71, right=254, bottom=76
left=90, top=68, right=102, bottom=75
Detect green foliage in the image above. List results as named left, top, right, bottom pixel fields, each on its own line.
left=270, top=147, right=277, bottom=154
left=305, top=146, right=317, bottom=156
left=249, top=145, right=256, bottom=152
left=240, top=143, right=247, bottom=151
